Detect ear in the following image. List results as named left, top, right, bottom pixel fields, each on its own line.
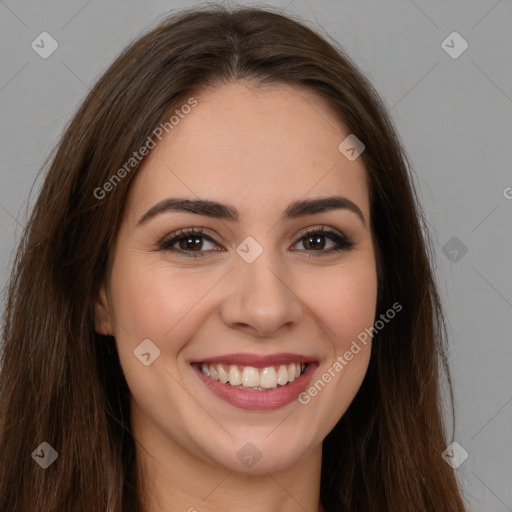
left=94, top=282, right=113, bottom=336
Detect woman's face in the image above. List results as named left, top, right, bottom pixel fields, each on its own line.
left=95, top=81, right=378, bottom=474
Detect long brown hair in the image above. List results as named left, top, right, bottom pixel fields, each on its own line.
left=0, top=5, right=467, bottom=511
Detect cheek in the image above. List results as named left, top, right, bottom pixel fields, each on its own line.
left=295, top=263, right=377, bottom=436
left=336, top=275, right=377, bottom=347
left=304, top=261, right=378, bottom=347
left=110, top=256, right=208, bottom=339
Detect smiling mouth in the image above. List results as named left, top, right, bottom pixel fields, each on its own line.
left=196, top=362, right=308, bottom=391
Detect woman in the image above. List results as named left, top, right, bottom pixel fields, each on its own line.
left=0, top=5, right=468, bottom=511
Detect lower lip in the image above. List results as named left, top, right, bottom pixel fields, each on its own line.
left=192, top=363, right=317, bottom=411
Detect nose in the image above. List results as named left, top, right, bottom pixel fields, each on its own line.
left=219, top=251, right=303, bottom=339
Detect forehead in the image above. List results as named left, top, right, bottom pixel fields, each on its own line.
left=124, top=81, right=369, bottom=223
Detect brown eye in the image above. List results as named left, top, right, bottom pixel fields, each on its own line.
left=158, top=227, right=222, bottom=258
left=158, top=227, right=354, bottom=258
left=292, top=229, right=354, bottom=257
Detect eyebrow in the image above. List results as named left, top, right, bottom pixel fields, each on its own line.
left=137, top=195, right=366, bottom=227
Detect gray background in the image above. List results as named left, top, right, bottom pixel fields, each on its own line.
left=1, top=0, right=511, bottom=510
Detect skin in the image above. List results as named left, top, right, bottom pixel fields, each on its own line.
left=95, top=81, right=378, bottom=512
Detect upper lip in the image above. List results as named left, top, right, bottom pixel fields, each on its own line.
left=190, top=352, right=316, bottom=368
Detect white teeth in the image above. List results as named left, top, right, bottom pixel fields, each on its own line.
left=277, top=365, right=289, bottom=385
left=260, top=367, right=278, bottom=388
left=229, top=365, right=242, bottom=386
left=200, top=362, right=307, bottom=389
left=217, top=365, right=229, bottom=384
left=287, top=363, right=296, bottom=381
left=209, top=364, right=219, bottom=380
left=242, top=366, right=260, bottom=387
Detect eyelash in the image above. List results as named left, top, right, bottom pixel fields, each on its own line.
left=157, top=226, right=355, bottom=258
